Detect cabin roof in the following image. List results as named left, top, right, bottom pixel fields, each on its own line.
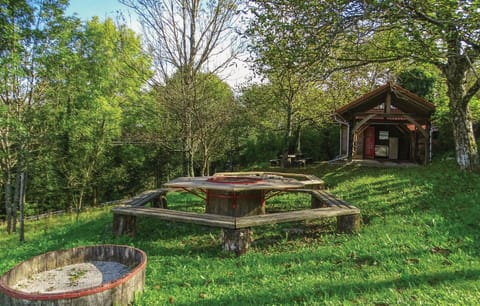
left=335, top=83, right=436, bottom=120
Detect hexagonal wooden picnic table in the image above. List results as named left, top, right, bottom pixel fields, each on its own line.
left=112, top=172, right=360, bottom=255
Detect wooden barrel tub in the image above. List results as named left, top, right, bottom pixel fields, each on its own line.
left=0, top=245, right=146, bottom=306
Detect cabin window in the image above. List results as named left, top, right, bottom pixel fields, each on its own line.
left=379, top=131, right=389, bottom=140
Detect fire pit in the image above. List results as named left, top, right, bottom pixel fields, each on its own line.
left=0, top=245, right=146, bottom=306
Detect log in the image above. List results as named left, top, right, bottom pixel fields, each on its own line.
left=112, top=214, right=136, bottom=237
left=222, top=228, right=252, bottom=256
left=337, top=214, right=360, bottom=233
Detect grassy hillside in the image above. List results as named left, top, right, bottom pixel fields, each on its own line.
left=1, top=160, right=480, bottom=305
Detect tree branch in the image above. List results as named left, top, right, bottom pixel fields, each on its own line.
left=463, top=78, right=480, bottom=107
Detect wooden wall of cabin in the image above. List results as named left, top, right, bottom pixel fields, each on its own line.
left=415, top=130, right=426, bottom=163
left=341, top=125, right=348, bottom=156
left=352, top=124, right=413, bottom=161
left=353, top=130, right=364, bottom=159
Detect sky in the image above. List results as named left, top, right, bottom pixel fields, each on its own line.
left=65, top=0, right=254, bottom=88
left=66, top=0, right=127, bottom=21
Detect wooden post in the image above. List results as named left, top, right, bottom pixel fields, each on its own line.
left=152, top=194, right=168, bottom=208
left=385, top=91, right=391, bottom=114
left=113, top=213, right=136, bottom=236
left=311, top=196, right=328, bottom=208
left=222, top=228, right=252, bottom=256
left=336, top=214, right=360, bottom=233
left=311, top=191, right=328, bottom=208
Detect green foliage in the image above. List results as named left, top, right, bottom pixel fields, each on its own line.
left=246, top=0, right=342, bottom=77
left=397, top=67, right=437, bottom=101
left=238, top=131, right=284, bottom=167
left=33, top=17, right=152, bottom=211
left=300, top=125, right=339, bottom=161
left=2, top=160, right=480, bottom=304
left=236, top=80, right=341, bottom=166
left=0, top=9, right=154, bottom=217
left=155, top=71, right=238, bottom=176
left=247, top=0, right=480, bottom=169
left=394, top=65, right=457, bottom=155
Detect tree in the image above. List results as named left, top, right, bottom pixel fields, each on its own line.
left=42, top=17, right=151, bottom=214
left=365, top=1, right=480, bottom=169
left=121, top=0, right=242, bottom=176
left=247, top=1, right=384, bottom=162
left=248, top=0, right=480, bottom=170
left=237, top=78, right=342, bottom=165
left=0, top=0, right=70, bottom=236
left=157, top=71, right=237, bottom=176
left=193, top=73, right=237, bottom=175
left=397, top=67, right=437, bottom=101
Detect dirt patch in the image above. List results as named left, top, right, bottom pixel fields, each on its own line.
left=13, top=261, right=130, bottom=294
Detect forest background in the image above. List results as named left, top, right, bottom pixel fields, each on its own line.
left=1, top=0, right=479, bottom=236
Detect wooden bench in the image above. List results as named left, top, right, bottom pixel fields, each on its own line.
left=112, top=190, right=360, bottom=255
left=119, top=188, right=168, bottom=207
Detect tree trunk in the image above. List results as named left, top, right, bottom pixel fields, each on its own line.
left=182, top=147, right=195, bottom=177
left=450, top=103, right=478, bottom=170
left=182, top=117, right=196, bottom=177
left=201, top=144, right=210, bottom=176
left=444, top=60, right=479, bottom=170
left=77, top=188, right=85, bottom=219
left=188, top=148, right=195, bottom=177
left=13, top=169, right=20, bottom=233
left=281, top=101, right=295, bottom=168
left=93, top=186, right=98, bottom=206
left=18, top=172, right=25, bottom=242
left=5, top=171, right=13, bottom=234
left=295, top=125, right=302, bottom=153
left=285, top=102, right=294, bottom=154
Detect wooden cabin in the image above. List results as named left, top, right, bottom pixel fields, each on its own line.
left=333, top=83, right=435, bottom=164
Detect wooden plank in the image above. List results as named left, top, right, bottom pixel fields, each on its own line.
left=112, top=205, right=359, bottom=230
left=352, top=114, right=376, bottom=134
left=212, top=172, right=325, bottom=189
left=235, top=206, right=360, bottom=228
left=121, top=189, right=168, bottom=207
left=318, top=191, right=344, bottom=207
left=313, top=190, right=354, bottom=209
left=113, top=189, right=360, bottom=230
left=312, top=191, right=340, bottom=207
left=165, top=178, right=307, bottom=192
left=112, top=207, right=237, bottom=229
left=325, top=192, right=355, bottom=209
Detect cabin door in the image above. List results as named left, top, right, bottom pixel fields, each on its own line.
left=364, top=126, right=375, bottom=159
left=389, top=137, right=399, bottom=159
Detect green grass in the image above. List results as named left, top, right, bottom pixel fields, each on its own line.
left=2, top=160, right=480, bottom=305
